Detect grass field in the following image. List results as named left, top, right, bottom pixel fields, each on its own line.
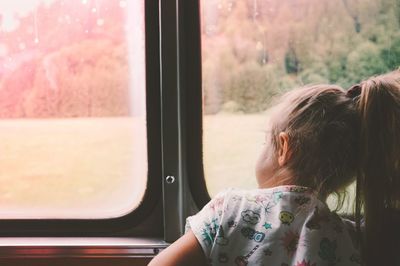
left=0, top=117, right=147, bottom=218
left=203, top=114, right=267, bottom=195
left=0, top=114, right=354, bottom=219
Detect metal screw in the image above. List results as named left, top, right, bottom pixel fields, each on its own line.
left=165, top=175, right=175, bottom=184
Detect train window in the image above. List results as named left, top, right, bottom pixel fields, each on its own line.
left=0, top=0, right=147, bottom=219
left=201, top=0, right=399, bottom=211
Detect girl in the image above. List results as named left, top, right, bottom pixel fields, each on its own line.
left=149, top=71, right=400, bottom=266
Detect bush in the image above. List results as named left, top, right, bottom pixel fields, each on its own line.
left=221, top=101, right=242, bottom=113
left=346, top=42, right=388, bottom=84
left=380, top=36, right=400, bottom=70
left=285, top=48, right=300, bottom=74
left=299, top=62, right=330, bottom=84
left=227, top=63, right=280, bottom=113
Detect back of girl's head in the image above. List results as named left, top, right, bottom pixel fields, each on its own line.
left=269, top=84, right=359, bottom=199
left=267, top=74, right=400, bottom=265
left=351, top=71, right=400, bottom=265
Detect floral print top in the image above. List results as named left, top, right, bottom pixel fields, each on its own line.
left=186, top=185, right=360, bottom=266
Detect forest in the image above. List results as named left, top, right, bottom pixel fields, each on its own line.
left=0, top=0, right=399, bottom=117
left=0, top=0, right=131, bottom=118
left=202, top=0, right=400, bottom=113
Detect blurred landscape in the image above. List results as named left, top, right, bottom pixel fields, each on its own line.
left=201, top=0, right=398, bottom=212
left=0, top=0, right=398, bottom=216
left=0, top=0, right=132, bottom=118
left=0, top=117, right=147, bottom=218
left=201, top=0, right=400, bottom=114
left=0, top=0, right=147, bottom=218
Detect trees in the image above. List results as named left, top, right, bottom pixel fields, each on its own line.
left=346, top=42, right=388, bottom=85
left=201, top=0, right=399, bottom=113
left=23, top=40, right=130, bottom=118
left=0, top=0, right=398, bottom=116
left=228, top=62, right=279, bottom=113
left=381, top=36, right=400, bottom=71
left=0, top=0, right=130, bottom=118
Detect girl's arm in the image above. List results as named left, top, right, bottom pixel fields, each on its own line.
left=148, top=230, right=208, bottom=266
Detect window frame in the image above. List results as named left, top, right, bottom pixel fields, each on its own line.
left=0, top=0, right=208, bottom=241
left=159, top=0, right=211, bottom=242
left=0, top=0, right=162, bottom=237
left=183, top=0, right=213, bottom=211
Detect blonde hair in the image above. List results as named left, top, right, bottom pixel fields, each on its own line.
left=269, top=71, right=400, bottom=265
left=269, top=84, right=359, bottom=201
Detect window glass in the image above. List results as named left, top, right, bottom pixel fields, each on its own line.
left=201, top=0, right=399, bottom=212
left=0, top=0, right=146, bottom=219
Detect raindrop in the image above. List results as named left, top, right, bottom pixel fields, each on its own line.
left=253, top=0, right=259, bottom=22
left=33, top=7, right=39, bottom=45
left=97, top=18, right=104, bottom=26
left=119, top=1, right=127, bottom=8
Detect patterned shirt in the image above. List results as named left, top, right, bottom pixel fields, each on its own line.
left=186, top=185, right=360, bottom=266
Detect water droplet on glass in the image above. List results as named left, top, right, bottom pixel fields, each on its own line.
left=119, top=1, right=127, bottom=8
left=97, top=18, right=104, bottom=26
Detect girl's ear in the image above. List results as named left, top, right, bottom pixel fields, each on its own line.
left=278, top=132, right=290, bottom=166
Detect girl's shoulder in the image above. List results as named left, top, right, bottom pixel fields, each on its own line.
left=215, top=185, right=316, bottom=205
left=211, top=185, right=319, bottom=224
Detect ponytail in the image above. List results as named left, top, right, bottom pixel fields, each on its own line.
left=351, top=71, right=400, bottom=265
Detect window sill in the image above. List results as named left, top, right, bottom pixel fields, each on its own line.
left=0, top=237, right=167, bottom=258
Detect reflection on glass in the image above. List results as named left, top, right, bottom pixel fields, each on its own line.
left=0, top=0, right=146, bottom=219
